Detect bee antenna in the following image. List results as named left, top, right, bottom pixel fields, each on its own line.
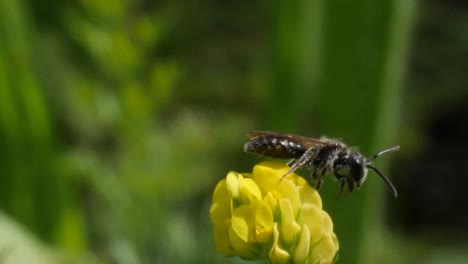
left=369, top=145, right=400, bottom=161
left=366, top=165, right=398, bottom=198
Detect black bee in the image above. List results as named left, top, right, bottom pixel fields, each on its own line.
left=244, top=131, right=399, bottom=197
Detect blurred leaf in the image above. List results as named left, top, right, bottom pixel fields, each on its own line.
left=0, top=212, right=63, bottom=264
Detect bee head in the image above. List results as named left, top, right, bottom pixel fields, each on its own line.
left=335, top=146, right=399, bottom=198
left=333, top=152, right=367, bottom=191
left=349, top=152, right=368, bottom=188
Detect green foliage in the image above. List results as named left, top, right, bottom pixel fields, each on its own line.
left=0, top=0, right=68, bottom=244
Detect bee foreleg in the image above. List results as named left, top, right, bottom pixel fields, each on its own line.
left=281, top=147, right=316, bottom=180
left=336, top=178, right=346, bottom=199
left=347, top=180, right=354, bottom=193
left=339, top=178, right=346, bottom=192
left=286, top=159, right=296, bottom=166
left=311, top=168, right=329, bottom=190
left=315, top=178, right=324, bottom=190
left=311, top=167, right=318, bottom=179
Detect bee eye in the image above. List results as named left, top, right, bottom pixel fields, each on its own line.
left=350, top=159, right=366, bottom=184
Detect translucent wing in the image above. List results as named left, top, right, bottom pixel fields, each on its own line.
left=246, top=131, right=330, bottom=148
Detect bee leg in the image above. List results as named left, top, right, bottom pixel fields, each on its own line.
left=314, top=168, right=328, bottom=190
left=315, top=178, right=324, bottom=191
left=286, top=159, right=296, bottom=166
left=347, top=180, right=354, bottom=194
left=336, top=178, right=346, bottom=199
left=305, top=168, right=321, bottom=190
left=281, top=147, right=315, bottom=180
left=307, top=168, right=316, bottom=182
left=311, top=167, right=318, bottom=179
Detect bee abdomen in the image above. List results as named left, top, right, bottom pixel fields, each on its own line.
left=244, top=136, right=307, bottom=159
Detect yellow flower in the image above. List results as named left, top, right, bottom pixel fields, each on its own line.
left=210, top=161, right=339, bottom=264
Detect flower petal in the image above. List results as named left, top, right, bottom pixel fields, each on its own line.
left=298, top=182, right=322, bottom=209
left=293, top=224, right=310, bottom=264
left=269, top=223, right=290, bottom=264
left=229, top=205, right=260, bottom=258
left=252, top=162, right=302, bottom=216
left=226, top=171, right=241, bottom=200
left=214, top=224, right=236, bottom=256
left=228, top=225, right=258, bottom=259
left=250, top=199, right=274, bottom=243
left=231, top=205, right=253, bottom=242
left=276, top=180, right=301, bottom=216
left=251, top=161, right=290, bottom=194
left=309, top=233, right=339, bottom=264
left=210, top=180, right=232, bottom=227
left=331, top=233, right=339, bottom=253
left=264, top=192, right=278, bottom=216
left=210, top=202, right=231, bottom=228
left=321, top=211, right=334, bottom=234
left=240, top=178, right=262, bottom=203
left=300, top=203, right=325, bottom=247
left=278, top=198, right=301, bottom=245
left=213, top=179, right=229, bottom=203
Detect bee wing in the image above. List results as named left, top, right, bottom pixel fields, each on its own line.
left=247, top=131, right=330, bottom=148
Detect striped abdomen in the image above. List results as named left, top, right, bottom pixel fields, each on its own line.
left=244, top=136, right=307, bottom=159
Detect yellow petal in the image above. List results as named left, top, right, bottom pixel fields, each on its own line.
left=228, top=225, right=258, bottom=259
left=278, top=198, right=301, bottom=245
left=210, top=202, right=231, bottom=228
left=298, top=182, right=322, bottom=209
left=291, top=174, right=308, bottom=187
left=269, top=223, right=290, bottom=264
left=214, top=224, right=235, bottom=256
left=229, top=205, right=260, bottom=258
left=210, top=180, right=232, bottom=227
left=213, top=179, right=229, bottom=203
left=250, top=199, right=274, bottom=243
left=252, top=199, right=273, bottom=228
left=309, top=233, right=339, bottom=264
left=299, top=204, right=325, bottom=247
left=275, top=180, right=301, bottom=216
left=251, top=161, right=289, bottom=194
left=264, top=192, right=278, bottom=216
left=252, top=162, right=302, bottom=216
left=210, top=180, right=231, bottom=225
left=321, top=211, right=334, bottom=234
left=226, top=171, right=241, bottom=200
left=239, top=178, right=262, bottom=203
left=231, top=205, right=253, bottom=242
left=293, top=224, right=310, bottom=264
left=331, top=233, right=339, bottom=253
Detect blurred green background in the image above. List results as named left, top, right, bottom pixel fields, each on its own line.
left=1, top=0, right=467, bottom=263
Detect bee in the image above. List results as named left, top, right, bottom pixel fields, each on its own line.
left=244, top=131, right=399, bottom=197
